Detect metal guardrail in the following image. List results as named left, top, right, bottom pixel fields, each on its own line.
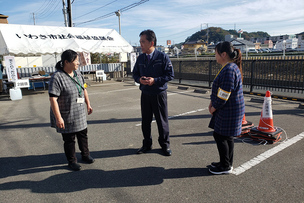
left=170, top=54, right=304, bottom=61
left=3, top=63, right=122, bottom=77
left=7, top=59, right=302, bottom=95
left=170, top=59, right=304, bottom=94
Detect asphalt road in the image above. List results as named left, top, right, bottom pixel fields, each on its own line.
left=0, top=79, right=303, bottom=203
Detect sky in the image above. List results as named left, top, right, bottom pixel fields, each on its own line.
left=1, top=0, right=304, bottom=46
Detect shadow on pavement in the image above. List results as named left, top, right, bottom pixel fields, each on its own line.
left=0, top=148, right=209, bottom=193
left=0, top=167, right=209, bottom=193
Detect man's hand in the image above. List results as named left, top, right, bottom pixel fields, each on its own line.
left=140, top=77, right=154, bottom=86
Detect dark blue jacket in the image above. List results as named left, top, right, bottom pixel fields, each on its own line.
left=132, top=49, right=174, bottom=95
left=209, top=63, right=245, bottom=136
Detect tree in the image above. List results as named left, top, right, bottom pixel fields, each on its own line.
left=183, top=27, right=270, bottom=44
left=90, top=53, right=119, bottom=64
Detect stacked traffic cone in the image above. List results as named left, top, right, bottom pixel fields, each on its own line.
left=250, top=91, right=283, bottom=144
left=239, top=114, right=254, bottom=137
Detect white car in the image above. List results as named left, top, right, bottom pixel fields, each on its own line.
left=261, top=48, right=270, bottom=52
left=295, top=47, right=304, bottom=52
left=248, top=49, right=258, bottom=53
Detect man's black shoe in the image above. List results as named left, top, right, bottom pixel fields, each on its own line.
left=82, top=155, right=95, bottom=163
left=68, top=162, right=81, bottom=171
left=137, top=146, right=152, bottom=154
left=162, top=148, right=172, bottom=156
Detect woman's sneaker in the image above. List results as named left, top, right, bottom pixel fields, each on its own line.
left=209, top=165, right=232, bottom=175
left=210, top=162, right=233, bottom=170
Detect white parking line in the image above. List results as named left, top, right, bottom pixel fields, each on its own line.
left=135, top=108, right=208, bottom=126
left=167, top=90, right=189, bottom=96
left=232, top=132, right=304, bottom=175
left=89, top=87, right=138, bottom=95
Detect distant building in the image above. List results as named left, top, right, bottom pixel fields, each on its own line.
left=297, top=35, right=304, bottom=49
left=225, top=35, right=234, bottom=41
left=133, top=46, right=142, bottom=56
left=0, top=14, right=9, bottom=24
left=266, top=35, right=295, bottom=44
left=250, top=34, right=296, bottom=46
left=275, top=38, right=298, bottom=50
left=183, top=40, right=207, bottom=50
left=207, top=44, right=216, bottom=53
left=207, top=37, right=255, bottom=53
left=262, top=40, right=274, bottom=49
left=230, top=39, right=255, bottom=53
left=172, top=46, right=181, bottom=55
left=182, top=40, right=207, bottom=54
left=156, top=46, right=169, bottom=54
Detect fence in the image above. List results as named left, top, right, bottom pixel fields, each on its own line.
left=4, top=59, right=304, bottom=94
left=3, top=63, right=122, bottom=77
left=170, top=58, right=304, bottom=94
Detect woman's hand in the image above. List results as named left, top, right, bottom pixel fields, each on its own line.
left=56, top=117, right=65, bottom=129
left=50, top=97, right=65, bottom=129
left=87, top=105, right=93, bottom=115
left=209, top=101, right=216, bottom=115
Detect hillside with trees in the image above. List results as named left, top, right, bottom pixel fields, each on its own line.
left=184, top=27, right=270, bottom=44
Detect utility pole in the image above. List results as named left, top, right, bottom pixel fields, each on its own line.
left=32, top=13, right=36, bottom=25
left=206, top=23, right=209, bottom=44
left=115, top=10, right=121, bottom=35
left=201, top=23, right=209, bottom=43
left=67, top=0, right=73, bottom=27
left=62, top=0, right=68, bottom=27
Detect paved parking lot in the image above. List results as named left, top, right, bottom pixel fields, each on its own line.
left=0, top=79, right=303, bottom=202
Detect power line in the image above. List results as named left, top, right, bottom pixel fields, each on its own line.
left=33, top=0, right=51, bottom=14
left=74, top=0, right=118, bottom=20
left=75, top=0, right=149, bottom=26
left=31, top=0, right=61, bottom=20
left=119, top=0, right=149, bottom=12
left=36, top=0, right=61, bottom=19
left=35, top=0, right=57, bottom=18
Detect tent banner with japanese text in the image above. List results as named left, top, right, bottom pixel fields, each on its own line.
left=0, top=24, right=133, bottom=55
left=4, top=56, right=18, bottom=82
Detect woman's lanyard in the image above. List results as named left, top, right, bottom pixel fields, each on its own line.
left=214, top=61, right=231, bottom=80
left=64, top=70, right=84, bottom=97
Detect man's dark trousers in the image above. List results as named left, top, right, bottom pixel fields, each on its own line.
left=141, top=91, right=170, bottom=149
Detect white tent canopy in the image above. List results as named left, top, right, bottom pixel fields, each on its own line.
left=0, top=24, right=133, bottom=55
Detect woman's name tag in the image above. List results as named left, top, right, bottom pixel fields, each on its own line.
left=77, top=98, right=85, bottom=104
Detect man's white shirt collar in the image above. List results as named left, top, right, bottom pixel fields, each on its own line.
left=146, top=50, right=155, bottom=58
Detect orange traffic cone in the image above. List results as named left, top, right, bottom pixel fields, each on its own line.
left=238, top=114, right=254, bottom=137
left=242, top=115, right=248, bottom=125
left=257, top=91, right=275, bottom=132
left=250, top=91, right=282, bottom=144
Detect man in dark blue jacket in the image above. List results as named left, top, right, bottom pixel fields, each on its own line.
left=133, top=29, right=174, bottom=156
